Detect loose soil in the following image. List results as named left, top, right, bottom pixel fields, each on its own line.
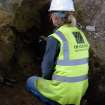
left=0, top=81, right=42, bottom=105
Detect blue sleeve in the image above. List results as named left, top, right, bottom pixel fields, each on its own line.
left=41, top=36, right=60, bottom=80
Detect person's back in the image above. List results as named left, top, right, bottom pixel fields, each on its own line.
left=26, top=0, right=90, bottom=105
left=37, top=24, right=89, bottom=105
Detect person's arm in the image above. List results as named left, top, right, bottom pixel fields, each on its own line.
left=41, top=36, right=60, bottom=80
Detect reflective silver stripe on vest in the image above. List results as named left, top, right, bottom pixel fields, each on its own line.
left=57, top=59, right=88, bottom=66
left=55, top=31, right=88, bottom=66
left=55, top=31, right=69, bottom=60
left=52, top=75, right=88, bottom=82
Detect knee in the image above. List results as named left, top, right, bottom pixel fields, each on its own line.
left=26, top=76, right=38, bottom=91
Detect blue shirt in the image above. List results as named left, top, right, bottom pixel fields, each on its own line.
left=41, top=36, right=60, bottom=79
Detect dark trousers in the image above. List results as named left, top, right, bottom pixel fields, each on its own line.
left=26, top=76, right=60, bottom=105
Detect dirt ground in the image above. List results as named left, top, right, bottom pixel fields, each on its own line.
left=0, top=81, right=42, bottom=105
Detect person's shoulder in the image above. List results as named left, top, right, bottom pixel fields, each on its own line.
left=48, top=35, right=59, bottom=42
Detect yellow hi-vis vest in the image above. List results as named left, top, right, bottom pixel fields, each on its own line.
left=36, top=25, right=90, bottom=105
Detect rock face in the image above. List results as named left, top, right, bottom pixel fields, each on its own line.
left=12, top=0, right=52, bottom=78
left=0, top=0, right=51, bottom=80
left=75, top=0, right=105, bottom=62
left=0, top=8, right=15, bottom=80
left=75, top=0, right=105, bottom=105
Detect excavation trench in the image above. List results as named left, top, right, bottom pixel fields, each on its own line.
left=0, top=0, right=105, bottom=105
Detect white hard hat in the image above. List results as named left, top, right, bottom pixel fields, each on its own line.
left=49, top=0, right=75, bottom=12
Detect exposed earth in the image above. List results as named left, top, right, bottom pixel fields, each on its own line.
left=0, top=81, right=42, bottom=105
